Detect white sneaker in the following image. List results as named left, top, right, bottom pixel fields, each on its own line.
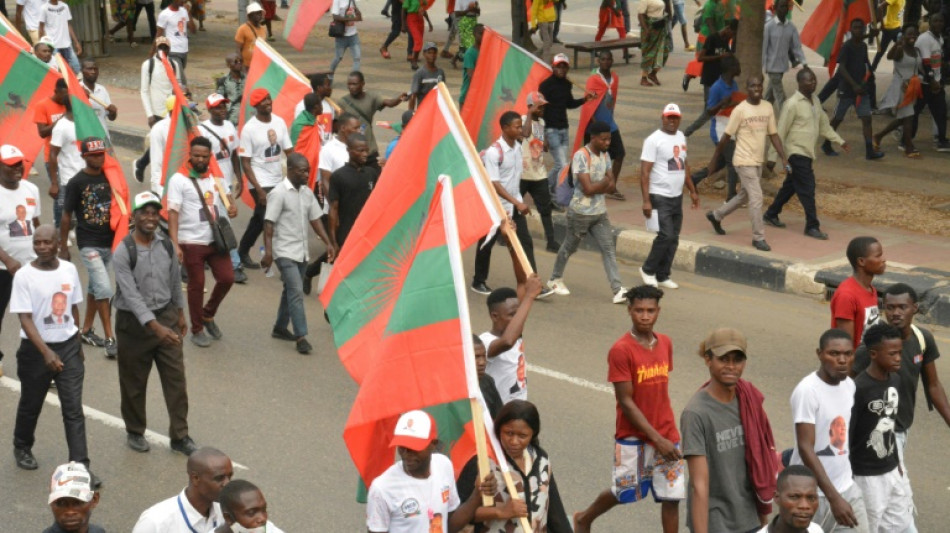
left=67, top=230, right=75, bottom=247
left=658, top=279, right=679, bottom=289
left=612, top=287, right=628, bottom=304
left=639, top=267, right=658, bottom=287
left=546, top=278, right=570, bottom=295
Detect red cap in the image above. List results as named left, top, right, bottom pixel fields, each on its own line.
left=206, top=93, right=230, bottom=109
left=0, top=145, right=24, bottom=165
left=249, top=88, right=270, bottom=107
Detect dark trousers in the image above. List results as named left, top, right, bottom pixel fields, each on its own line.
left=180, top=243, right=234, bottom=334
left=912, top=87, right=948, bottom=142
left=14, top=335, right=88, bottom=465
left=691, top=140, right=738, bottom=200
left=765, top=154, right=820, bottom=231
left=132, top=2, right=157, bottom=38
left=0, top=270, right=12, bottom=361
left=642, top=194, right=683, bottom=282
left=116, top=307, right=189, bottom=440
left=238, top=186, right=274, bottom=256
left=519, top=179, right=557, bottom=249
left=473, top=210, right=535, bottom=285
left=136, top=148, right=150, bottom=172
left=382, top=0, right=412, bottom=53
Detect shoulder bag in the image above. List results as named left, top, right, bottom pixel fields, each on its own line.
left=189, top=176, right=237, bottom=254
left=329, top=0, right=355, bottom=37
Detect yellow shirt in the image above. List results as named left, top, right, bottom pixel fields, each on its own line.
left=883, top=0, right=905, bottom=30
left=723, top=100, right=777, bottom=167
left=769, top=91, right=845, bottom=161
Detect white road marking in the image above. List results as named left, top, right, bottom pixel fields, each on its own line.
left=527, top=363, right=613, bottom=394
left=560, top=22, right=600, bottom=29
left=0, top=376, right=249, bottom=471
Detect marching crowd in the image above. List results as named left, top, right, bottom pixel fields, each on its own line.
left=3, top=0, right=950, bottom=532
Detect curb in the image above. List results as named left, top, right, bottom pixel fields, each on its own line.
left=527, top=213, right=950, bottom=327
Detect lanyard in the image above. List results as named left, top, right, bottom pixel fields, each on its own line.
left=177, top=495, right=216, bottom=533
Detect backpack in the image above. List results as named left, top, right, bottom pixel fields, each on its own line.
left=122, top=233, right=174, bottom=271
left=554, top=146, right=591, bottom=207
left=479, top=141, right=505, bottom=166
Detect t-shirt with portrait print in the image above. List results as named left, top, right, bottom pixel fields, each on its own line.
left=63, top=171, right=114, bottom=249
left=366, top=454, right=460, bottom=533
left=165, top=171, right=229, bottom=245
left=480, top=331, right=527, bottom=403
left=789, top=372, right=856, bottom=495
left=640, top=129, right=687, bottom=198
left=10, top=260, right=84, bottom=343
left=239, top=115, right=292, bottom=189
left=157, top=5, right=190, bottom=53
left=200, top=120, right=239, bottom=185
left=0, top=181, right=42, bottom=270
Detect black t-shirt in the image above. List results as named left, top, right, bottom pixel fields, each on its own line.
left=849, top=371, right=900, bottom=476
left=539, top=75, right=586, bottom=130
left=700, top=33, right=735, bottom=86
left=63, top=171, right=114, bottom=249
left=853, top=327, right=940, bottom=432
left=836, top=40, right=869, bottom=97
left=328, top=163, right=380, bottom=246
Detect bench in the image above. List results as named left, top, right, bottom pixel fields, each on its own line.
left=565, top=38, right=641, bottom=69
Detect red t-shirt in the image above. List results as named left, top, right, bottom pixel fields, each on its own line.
left=607, top=332, right=680, bottom=443
left=33, top=97, right=67, bottom=161
left=830, top=276, right=880, bottom=344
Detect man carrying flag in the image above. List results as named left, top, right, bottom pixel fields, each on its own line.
left=577, top=50, right=626, bottom=200
left=539, top=54, right=594, bottom=195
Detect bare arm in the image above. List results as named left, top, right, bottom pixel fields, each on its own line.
left=309, top=219, right=336, bottom=262
left=615, top=381, right=682, bottom=459
left=261, top=220, right=275, bottom=270
left=837, top=320, right=856, bottom=347
left=48, top=145, right=61, bottom=198
left=795, top=423, right=858, bottom=527
left=486, top=287, right=537, bottom=359
left=686, top=455, right=710, bottom=533
left=922, top=362, right=950, bottom=428
left=230, top=151, right=243, bottom=196
left=640, top=161, right=653, bottom=217
left=68, top=23, right=81, bottom=55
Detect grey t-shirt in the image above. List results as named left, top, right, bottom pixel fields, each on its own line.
left=340, top=91, right=385, bottom=154
left=681, top=389, right=760, bottom=533
left=410, top=66, right=445, bottom=102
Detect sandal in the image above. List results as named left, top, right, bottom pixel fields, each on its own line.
left=380, top=47, right=391, bottom=59
left=648, top=72, right=662, bottom=86
left=640, top=77, right=653, bottom=86
left=904, top=149, right=922, bottom=158
left=608, top=191, right=627, bottom=201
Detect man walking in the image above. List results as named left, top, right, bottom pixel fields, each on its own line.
left=583, top=50, right=626, bottom=200
left=762, top=0, right=806, bottom=114
left=705, top=74, right=790, bottom=252
left=546, top=121, right=626, bottom=303
left=59, top=138, right=118, bottom=359
left=113, top=191, right=198, bottom=457
left=639, top=103, right=700, bottom=290
left=261, top=153, right=336, bottom=355
left=329, top=0, right=362, bottom=76
left=11, top=225, right=99, bottom=489
left=911, top=13, right=950, bottom=152
left=339, top=72, right=407, bottom=162
left=135, top=38, right=181, bottom=183
left=156, top=0, right=195, bottom=83
left=237, top=89, right=292, bottom=270
left=167, top=137, right=238, bottom=348
left=38, top=0, right=82, bottom=73
left=764, top=69, right=848, bottom=241
left=520, top=92, right=558, bottom=253
left=540, top=54, right=594, bottom=194
left=80, top=60, right=118, bottom=140
left=327, top=134, right=379, bottom=256
left=215, top=54, right=245, bottom=127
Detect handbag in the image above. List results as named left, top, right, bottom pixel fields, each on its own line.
left=189, top=176, right=237, bottom=254
left=329, top=0, right=354, bottom=37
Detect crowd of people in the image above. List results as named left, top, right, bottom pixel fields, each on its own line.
left=3, top=0, right=950, bottom=531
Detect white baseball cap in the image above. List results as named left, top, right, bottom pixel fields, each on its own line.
left=206, top=93, right=230, bottom=109
left=0, top=144, right=25, bottom=165
left=247, top=2, right=263, bottom=14
left=552, top=53, right=570, bottom=66
left=132, top=191, right=163, bottom=211
left=389, top=410, right=437, bottom=451
left=662, top=103, right=682, bottom=117
left=49, top=462, right=95, bottom=505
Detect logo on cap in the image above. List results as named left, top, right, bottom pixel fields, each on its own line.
left=662, top=103, right=681, bottom=117
left=553, top=53, right=570, bottom=66
left=82, top=138, right=107, bottom=154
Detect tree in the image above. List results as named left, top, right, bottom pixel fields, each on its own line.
left=735, top=0, right=766, bottom=87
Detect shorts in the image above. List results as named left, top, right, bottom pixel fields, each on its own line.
left=79, top=246, right=115, bottom=299
left=608, top=130, right=626, bottom=162
left=672, top=2, right=688, bottom=25
left=833, top=94, right=872, bottom=121
left=611, top=438, right=686, bottom=503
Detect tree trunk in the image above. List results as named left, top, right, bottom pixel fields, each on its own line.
left=735, top=0, right=765, bottom=88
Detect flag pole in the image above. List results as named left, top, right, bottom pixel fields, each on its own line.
left=469, top=398, right=494, bottom=507
left=256, top=38, right=312, bottom=84
left=436, top=82, right=534, bottom=275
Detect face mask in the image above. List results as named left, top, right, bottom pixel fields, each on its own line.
left=230, top=524, right=267, bottom=533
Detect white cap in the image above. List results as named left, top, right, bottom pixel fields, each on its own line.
left=206, top=93, right=230, bottom=109
left=662, top=103, right=682, bottom=117
left=49, top=462, right=95, bottom=504
left=247, top=2, right=263, bottom=14
left=552, top=53, right=570, bottom=66
left=0, top=144, right=25, bottom=165
left=389, top=410, right=437, bottom=451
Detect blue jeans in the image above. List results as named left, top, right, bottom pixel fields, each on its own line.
left=275, top=257, right=308, bottom=338
left=79, top=246, right=115, bottom=300
left=230, top=249, right=240, bottom=270
left=57, top=47, right=81, bottom=73
left=545, top=128, right=570, bottom=192
left=618, top=0, right=631, bottom=34
left=54, top=185, right=66, bottom=229
left=551, top=210, right=622, bottom=294
left=330, top=34, right=361, bottom=75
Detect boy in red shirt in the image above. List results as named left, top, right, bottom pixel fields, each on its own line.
left=831, top=236, right=886, bottom=344
left=574, top=285, right=685, bottom=533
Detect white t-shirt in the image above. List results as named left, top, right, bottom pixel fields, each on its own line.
left=482, top=137, right=523, bottom=216
left=132, top=489, right=225, bottom=533
left=333, top=0, right=359, bottom=37
left=39, top=1, right=72, bottom=48
left=755, top=522, right=823, bottom=533
left=366, top=454, right=460, bottom=533
left=157, top=6, right=190, bottom=53
left=789, top=372, right=856, bottom=495
left=480, top=331, right=527, bottom=403
left=86, top=83, right=112, bottom=138
left=239, top=115, right=291, bottom=189
left=50, top=117, right=84, bottom=186
left=149, top=116, right=172, bottom=195
left=10, top=261, right=83, bottom=343
left=200, top=120, right=239, bottom=185
left=641, top=129, right=687, bottom=198
left=17, top=0, right=47, bottom=31
left=0, top=181, right=41, bottom=270
left=916, top=31, right=943, bottom=83
left=521, top=115, right=546, bottom=182
left=318, top=136, right=349, bottom=174
left=166, top=172, right=229, bottom=245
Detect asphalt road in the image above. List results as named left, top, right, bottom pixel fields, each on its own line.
left=0, top=144, right=947, bottom=532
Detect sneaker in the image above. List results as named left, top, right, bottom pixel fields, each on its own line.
left=866, top=149, right=885, bottom=160
left=546, top=278, right=570, bottom=295
left=658, top=279, right=679, bottom=289
left=612, top=287, right=629, bottom=304
left=545, top=242, right=560, bottom=253
left=805, top=228, right=829, bottom=240
left=296, top=338, right=313, bottom=354
left=763, top=214, right=786, bottom=228
left=133, top=158, right=145, bottom=183
left=752, top=239, right=772, bottom=252
left=607, top=191, right=626, bottom=201
left=240, top=254, right=261, bottom=270
left=535, top=287, right=555, bottom=300
left=170, top=436, right=199, bottom=456
left=233, top=268, right=248, bottom=284
left=203, top=320, right=222, bottom=340
left=639, top=267, right=658, bottom=287
left=80, top=329, right=106, bottom=347
left=104, top=337, right=118, bottom=359
left=14, top=447, right=38, bottom=470
left=705, top=211, right=726, bottom=235
left=470, top=281, right=492, bottom=295
left=127, top=433, right=150, bottom=453
left=271, top=327, right=296, bottom=341
left=190, top=330, right=212, bottom=347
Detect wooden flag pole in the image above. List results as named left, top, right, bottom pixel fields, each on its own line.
left=325, top=96, right=343, bottom=116
left=436, top=82, right=534, bottom=275
left=256, top=38, right=311, bottom=84
left=469, top=398, right=494, bottom=507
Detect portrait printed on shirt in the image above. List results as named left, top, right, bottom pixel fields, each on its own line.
left=198, top=190, right=220, bottom=222
left=316, top=113, right=333, bottom=143
left=176, top=19, right=185, bottom=37
left=263, top=129, right=282, bottom=158
left=8, top=205, right=34, bottom=237
left=816, top=415, right=848, bottom=457
left=667, top=144, right=686, bottom=171
left=214, top=137, right=232, bottom=162
left=42, top=291, right=72, bottom=326
left=864, top=387, right=899, bottom=459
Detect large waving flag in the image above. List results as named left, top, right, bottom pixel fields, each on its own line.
left=0, top=34, right=60, bottom=177
left=0, top=13, right=32, bottom=51
left=343, top=175, right=509, bottom=492
left=801, top=0, right=872, bottom=75
left=240, top=38, right=312, bottom=131
left=564, top=71, right=619, bottom=184
left=57, top=55, right=130, bottom=249
left=283, top=0, right=333, bottom=51
left=320, top=84, right=503, bottom=384
left=460, top=27, right=551, bottom=149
